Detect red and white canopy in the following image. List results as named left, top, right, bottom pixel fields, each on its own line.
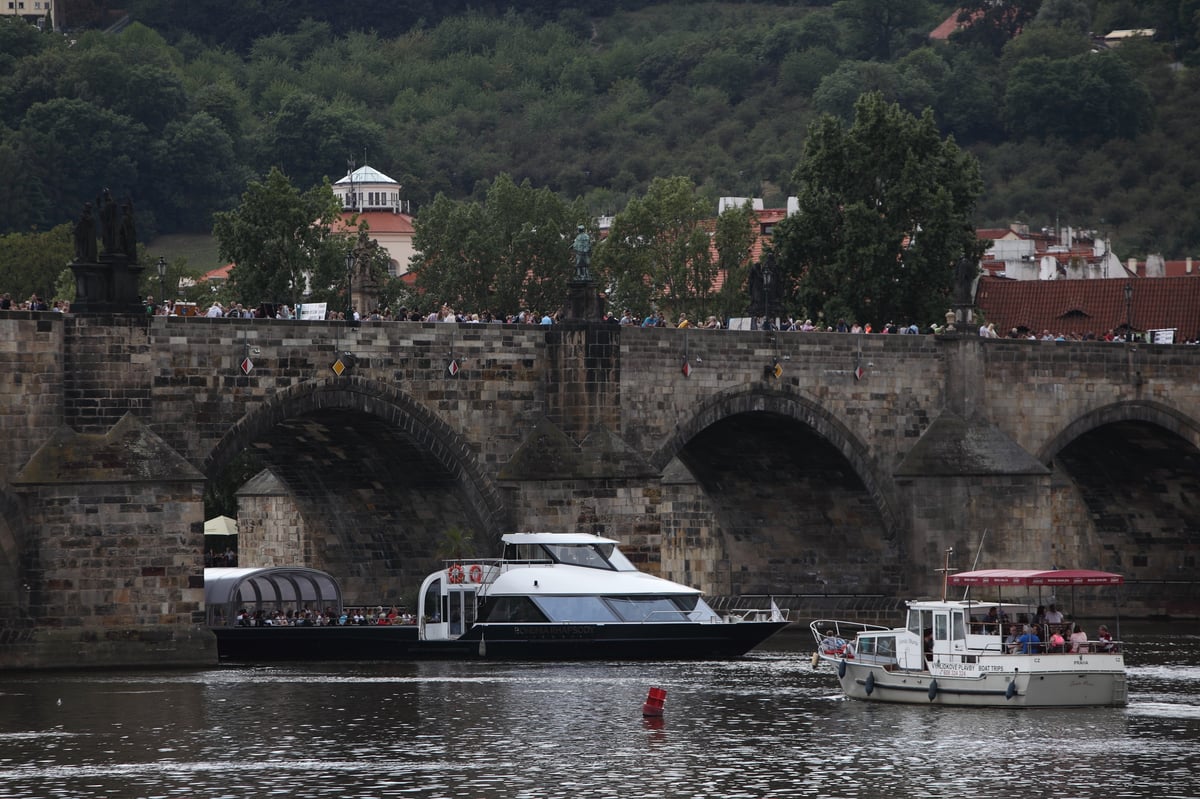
left=948, top=569, right=1123, bottom=587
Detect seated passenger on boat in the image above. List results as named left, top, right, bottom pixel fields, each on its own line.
left=1015, top=625, right=1041, bottom=654
left=1069, top=623, right=1089, bottom=653
left=820, top=630, right=848, bottom=654
left=1004, top=623, right=1022, bottom=653
left=1096, top=625, right=1116, bottom=652
left=1048, top=627, right=1067, bottom=653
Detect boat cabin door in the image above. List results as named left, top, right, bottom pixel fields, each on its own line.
left=418, top=573, right=477, bottom=641
left=932, top=610, right=967, bottom=658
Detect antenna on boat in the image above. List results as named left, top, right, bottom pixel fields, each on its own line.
left=936, top=547, right=955, bottom=601
left=962, top=528, right=989, bottom=600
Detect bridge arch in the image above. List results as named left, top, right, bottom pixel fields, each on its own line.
left=1038, top=399, right=1200, bottom=464
left=1039, top=399, right=1200, bottom=595
left=651, top=385, right=899, bottom=537
left=648, top=385, right=903, bottom=597
left=205, top=375, right=505, bottom=533
left=203, top=376, right=507, bottom=604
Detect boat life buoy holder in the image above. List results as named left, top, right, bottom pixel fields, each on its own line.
left=448, top=564, right=465, bottom=584
left=468, top=564, right=483, bottom=583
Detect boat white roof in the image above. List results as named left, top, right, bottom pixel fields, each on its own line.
left=487, top=564, right=699, bottom=596
left=501, top=532, right=619, bottom=546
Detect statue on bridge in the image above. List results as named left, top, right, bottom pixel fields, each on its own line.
left=70, top=189, right=144, bottom=314
left=73, top=202, right=98, bottom=264
left=954, top=255, right=980, bottom=307
left=571, top=225, right=592, bottom=282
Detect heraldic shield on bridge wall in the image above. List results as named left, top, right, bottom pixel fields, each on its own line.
left=70, top=189, right=145, bottom=314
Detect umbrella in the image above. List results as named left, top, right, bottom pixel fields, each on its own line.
left=204, top=515, right=238, bottom=536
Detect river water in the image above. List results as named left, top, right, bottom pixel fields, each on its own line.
left=1, top=626, right=1197, bottom=799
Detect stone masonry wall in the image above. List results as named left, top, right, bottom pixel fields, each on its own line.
left=0, top=314, right=64, bottom=631
left=10, top=479, right=213, bottom=669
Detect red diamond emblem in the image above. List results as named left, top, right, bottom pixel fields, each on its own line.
left=681, top=359, right=692, bottom=377
left=447, top=359, right=459, bottom=377
left=854, top=365, right=864, bottom=381
left=239, top=357, right=254, bottom=375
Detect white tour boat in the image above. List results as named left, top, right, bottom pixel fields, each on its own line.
left=810, top=567, right=1127, bottom=707
left=209, top=532, right=789, bottom=660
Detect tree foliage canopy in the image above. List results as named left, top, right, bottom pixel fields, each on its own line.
left=594, top=176, right=715, bottom=321
left=410, top=173, right=586, bottom=317
left=213, top=167, right=353, bottom=309
left=1, top=0, right=1199, bottom=289
left=774, top=93, right=986, bottom=328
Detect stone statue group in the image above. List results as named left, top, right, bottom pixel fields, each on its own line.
left=73, top=189, right=137, bottom=264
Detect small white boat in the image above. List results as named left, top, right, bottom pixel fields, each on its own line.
left=811, top=567, right=1127, bottom=707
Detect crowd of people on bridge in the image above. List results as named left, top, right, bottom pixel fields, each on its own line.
left=6, top=292, right=1197, bottom=343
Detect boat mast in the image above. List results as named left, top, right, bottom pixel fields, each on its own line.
left=937, top=547, right=954, bottom=601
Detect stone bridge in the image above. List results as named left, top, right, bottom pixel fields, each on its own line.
left=2, top=313, right=1198, bottom=667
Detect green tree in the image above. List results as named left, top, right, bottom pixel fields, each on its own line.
left=153, top=112, right=245, bottom=231
left=953, top=0, right=1042, bottom=56
left=713, top=201, right=757, bottom=322
left=1003, top=52, right=1153, bottom=142
left=410, top=173, right=584, bottom=318
left=593, top=175, right=715, bottom=321
left=835, top=0, right=933, bottom=62
left=773, top=93, right=986, bottom=328
left=0, top=224, right=74, bottom=303
left=213, top=167, right=353, bottom=310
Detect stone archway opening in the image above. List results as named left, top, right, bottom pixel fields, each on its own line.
left=1052, top=420, right=1200, bottom=616
left=208, top=405, right=490, bottom=610
left=664, top=410, right=897, bottom=600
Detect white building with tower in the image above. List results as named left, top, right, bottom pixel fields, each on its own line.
left=333, top=165, right=417, bottom=278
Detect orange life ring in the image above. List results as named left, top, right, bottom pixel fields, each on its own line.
left=468, top=564, right=483, bottom=583
left=447, top=564, right=465, bottom=584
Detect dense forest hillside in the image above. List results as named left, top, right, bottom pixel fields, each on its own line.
left=2, top=0, right=1199, bottom=260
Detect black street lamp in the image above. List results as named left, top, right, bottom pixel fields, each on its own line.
left=1124, top=281, right=1133, bottom=342
left=345, top=250, right=355, bottom=323
left=156, top=256, right=167, bottom=312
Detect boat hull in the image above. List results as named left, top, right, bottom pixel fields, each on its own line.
left=212, top=620, right=790, bottom=662
left=826, top=658, right=1127, bottom=707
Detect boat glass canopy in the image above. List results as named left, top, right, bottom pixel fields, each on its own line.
left=205, top=567, right=343, bottom=626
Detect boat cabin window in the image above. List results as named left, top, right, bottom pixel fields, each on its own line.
left=607, top=596, right=691, bottom=622
left=531, top=595, right=621, bottom=622
left=858, top=636, right=897, bottom=659
left=501, top=541, right=638, bottom=571
left=908, top=609, right=933, bottom=636
left=952, top=611, right=966, bottom=640
left=935, top=613, right=949, bottom=641
left=423, top=578, right=442, bottom=622
left=478, top=596, right=548, bottom=623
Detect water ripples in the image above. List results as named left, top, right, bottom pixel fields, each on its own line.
left=1, top=634, right=1198, bottom=798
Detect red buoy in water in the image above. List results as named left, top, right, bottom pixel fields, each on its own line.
left=642, top=686, right=666, bottom=717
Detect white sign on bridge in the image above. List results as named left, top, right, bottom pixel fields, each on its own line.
left=297, top=303, right=328, bottom=321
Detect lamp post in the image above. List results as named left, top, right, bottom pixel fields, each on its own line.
left=1124, top=281, right=1133, bottom=342
left=155, top=256, right=167, bottom=313
left=345, top=250, right=355, bottom=323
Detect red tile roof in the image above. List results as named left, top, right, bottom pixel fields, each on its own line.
left=975, top=276, right=1200, bottom=339
left=201, top=263, right=233, bottom=282
left=1164, top=260, right=1200, bottom=278
left=337, top=210, right=415, bottom=234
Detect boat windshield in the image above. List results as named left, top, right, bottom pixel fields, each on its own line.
left=527, top=594, right=700, bottom=623
left=539, top=542, right=638, bottom=571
